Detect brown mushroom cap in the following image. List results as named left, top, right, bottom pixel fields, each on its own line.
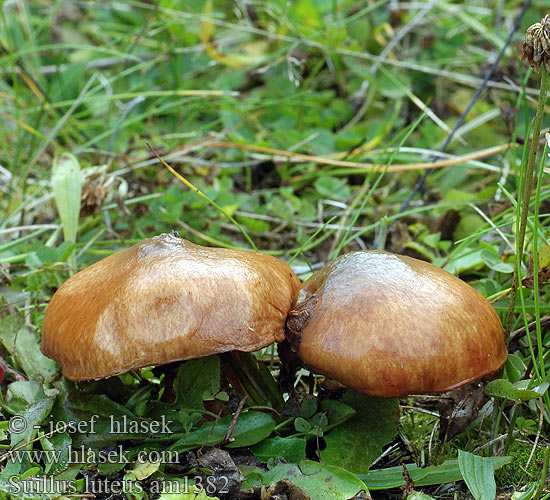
left=41, top=233, right=301, bottom=380
left=292, top=251, right=507, bottom=397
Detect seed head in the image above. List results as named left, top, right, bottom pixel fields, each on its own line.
left=522, top=14, right=550, bottom=72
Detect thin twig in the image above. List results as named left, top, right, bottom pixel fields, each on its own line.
left=219, top=396, right=247, bottom=447
left=397, top=0, right=531, bottom=215
left=206, top=141, right=513, bottom=172
left=197, top=408, right=224, bottom=456
left=509, top=316, right=550, bottom=344
left=0, top=355, right=26, bottom=382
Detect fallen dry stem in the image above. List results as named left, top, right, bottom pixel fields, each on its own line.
left=206, top=141, right=514, bottom=172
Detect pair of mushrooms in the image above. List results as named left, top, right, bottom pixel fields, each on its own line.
left=41, top=233, right=507, bottom=398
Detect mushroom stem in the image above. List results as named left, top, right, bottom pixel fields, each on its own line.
left=278, top=295, right=318, bottom=394
left=221, top=352, right=284, bottom=411
left=277, top=340, right=303, bottom=395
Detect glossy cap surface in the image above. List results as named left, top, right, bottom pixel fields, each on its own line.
left=42, top=234, right=301, bottom=380
left=295, top=251, right=507, bottom=397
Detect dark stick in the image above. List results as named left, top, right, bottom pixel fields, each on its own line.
left=396, top=0, right=532, bottom=217
left=509, top=315, right=550, bottom=345
left=198, top=408, right=224, bottom=455
left=0, top=355, right=26, bottom=382
left=220, top=395, right=247, bottom=446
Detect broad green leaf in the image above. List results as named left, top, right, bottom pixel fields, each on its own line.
left=51, top=392, right=144, bottom=447
left=157, top=479, right=219, bottom=500
left=443, top=249, right=485, bottom=274
left=289, top=0, right=322, bottom=35
left=480, top=250, right=514, bottom=273
left=251, top=437, right=306, bottom=463
left=170, top=411, right=275, bottom=451
left=5, top=381, right=47, bottom=413
left=52, top=153, right=83, bottom=271
left=314, top=177, right=351, bottom=201
left=262, top=461, right=368, bottom=500
left=408, top=492, right=436, bottom=500
left=226, top=411, right=276, bottom=448
left=294, top=417, right=311, bottom=433
left=360, top=457, right=512, bottom=489
left=453, top=213, right=485, bottom=242
left=310, top=129, right=335, bottom=155
left=503, top=354, right=524, bottom=384
left=320, top=399, right=356, bottom=431
left=62, top=392, right=138, bottom=419
left=299, top=397, right=318, bottom=419
left=41, top=431, right=72, bottom=475
left=539, top=246, right=550, bottom=268
left=320, top=390, right=398, bottom=473
left=10, top=397, right=55, bottom=450
left=458, top=450, right=496, bottom=500
left=485, top=379, right=547, bottom=402
left=0, top=311, right=58, bottom=380
left=131, top=460, right=160, bottom=480
left=173, top=357, right=220, bottom=410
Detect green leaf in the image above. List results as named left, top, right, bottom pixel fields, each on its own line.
left=314, top=177, right=351, bottom=201
left=131, top=459, right=160, bottom=480
left=170, top=411, right=275, bottom=451
left=294, top=417, right=311, bottom=433
left=320, top=390, right=398, bottom=473
left=62, top=392, right=138, bottom=420
left=173, top=357, right=220, bottom=410
left=51, top=392, right=143, bottom=447
left=299, top=397, right=318, bottom=419
left=52, top=153, right=83, bottom=271
left=226, top=411, right=276, bottom=448
left=5, top=381, right=47, bottom=413
left=320, top=399, right=356, bottom=431
left=407, top=492, right=436, bottom=500
left=157, top=480, right=219, bottom=500
left=262, top=461, right=368, bottom=500
left=360, top=457, right=512, bottom=489
left=251, top=437, right=306, bottom=463
left=480, top=250, right=514, bottom=273
left=485, top=379, right=546, bottom=402
left=55, top=241, right=78, bottom=262
left=11, top=398, right=55, bottom=450
left=538, top=245, right=550, bottom=268
left=443, top=248, right=485, bottom=274
left=458, top=450, right=496, bottom=500
left=0, top=311, right=58, bottom=380
left=41, top=432, right=72, bottom=475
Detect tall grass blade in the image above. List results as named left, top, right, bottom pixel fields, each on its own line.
left=52, top=153, right=83, bottom=273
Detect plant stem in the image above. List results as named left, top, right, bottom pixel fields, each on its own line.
left=505, top=66, right=549, bottom=339
left=502, top=403, right=518, bottom=455
left=532, top=446, right=550, bottom=500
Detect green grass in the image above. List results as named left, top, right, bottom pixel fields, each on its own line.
left=1, top=1, right=550, bottom=499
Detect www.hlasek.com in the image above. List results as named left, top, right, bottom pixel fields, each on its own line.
left=6, top=445, right=179, bottom=466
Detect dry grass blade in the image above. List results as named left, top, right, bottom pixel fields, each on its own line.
left=205, top=141, right=514, bottom=172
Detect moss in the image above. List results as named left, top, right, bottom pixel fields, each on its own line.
left=495, top=442, right=546, bottom=487
left=400, top=409, right=439, bottom=454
